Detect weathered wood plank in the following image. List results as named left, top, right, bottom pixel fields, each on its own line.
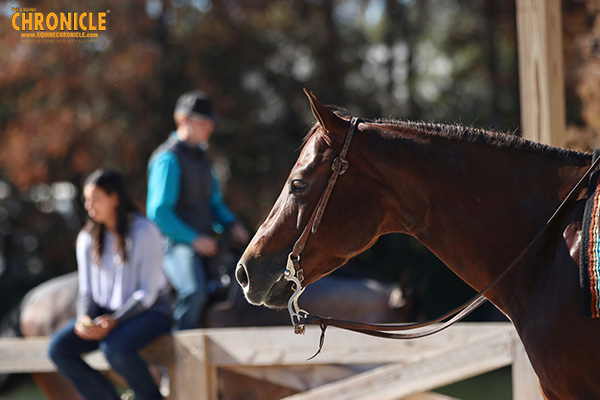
left=223, top=364, right=371, bottom=391
left=0, top=334, right=172, bottom=373
left=0, top=323, right=516, bottom=372
left=0, top=337, right=57, bottom=373
left=280, top=328, right=515, bottom=400
left=402, top=394, right=460, bottom=400
left=206, top=323, right=516, bottom=367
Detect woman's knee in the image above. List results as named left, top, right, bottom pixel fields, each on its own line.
left=101, top=346, right=127, bottom=369
left=100, top=341, right=138, bottom=370
left=47, top=337, right=62, bottom=363
left=48, top=334, right=75, bottom=366
left=47, top=319, right=81, bottom=361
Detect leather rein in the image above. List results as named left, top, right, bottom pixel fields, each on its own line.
left=283, top=116, right=600, bottom=358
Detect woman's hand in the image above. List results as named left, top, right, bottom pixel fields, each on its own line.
left=75, top=315, right=117, bottom=341
left=93, top=315, right=118, bottom=339
left=74, top=315, right=96, bottom=340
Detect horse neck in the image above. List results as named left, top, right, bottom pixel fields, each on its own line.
left=361, top=124, right=590, bottom=309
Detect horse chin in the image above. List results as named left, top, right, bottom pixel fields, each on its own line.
left=241, top=274, right=292, bottom=309
left=262, top=279, right=294, bottom=309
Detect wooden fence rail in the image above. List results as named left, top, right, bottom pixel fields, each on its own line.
left=0, top=323, right=542, bottom=400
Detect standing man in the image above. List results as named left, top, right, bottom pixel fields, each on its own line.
left=147, top=91, right=249, bottom=330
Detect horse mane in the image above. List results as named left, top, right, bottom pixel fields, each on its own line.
left=303, top=105, right=590, bottom=164
left=378, top=119, right=590, bottom=164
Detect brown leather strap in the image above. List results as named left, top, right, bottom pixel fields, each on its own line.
left=299, top=137, right=600, bottom=346
left=291, top=117, right=360, bottom=258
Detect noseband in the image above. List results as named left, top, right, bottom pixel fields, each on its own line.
left=283, top=115, right=600, bottom=359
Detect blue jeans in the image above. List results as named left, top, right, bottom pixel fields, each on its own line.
left=48, top=312, right=171, bottom=400
left=163, top=240, right=208, bottom=330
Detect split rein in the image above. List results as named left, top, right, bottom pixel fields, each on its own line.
left=283, top=116, right=600, bottom=360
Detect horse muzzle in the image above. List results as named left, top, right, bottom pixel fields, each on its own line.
left=235, top=259, right=292, bottom=308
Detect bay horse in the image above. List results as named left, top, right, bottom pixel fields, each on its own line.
left=236, top=90, right=598, bottom=399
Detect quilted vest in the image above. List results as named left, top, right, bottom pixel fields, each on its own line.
left=150, top=136, right=214, bottom=235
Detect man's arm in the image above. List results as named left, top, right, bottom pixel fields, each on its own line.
left=147, top=151, right=198, bottom=245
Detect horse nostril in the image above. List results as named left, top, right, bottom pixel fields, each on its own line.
left=236, top=263, right=249, bottom=289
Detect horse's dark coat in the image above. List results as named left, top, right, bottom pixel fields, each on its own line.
left=237, top=91, right=599, bottom=399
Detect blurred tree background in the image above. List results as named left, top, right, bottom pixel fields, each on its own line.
left=0, top=0, right=597, bottom=323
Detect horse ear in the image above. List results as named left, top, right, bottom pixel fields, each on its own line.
left=303, top=89, right=348, bottom=137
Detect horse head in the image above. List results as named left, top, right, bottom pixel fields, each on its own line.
left=236, top=91, right=390, bottom=308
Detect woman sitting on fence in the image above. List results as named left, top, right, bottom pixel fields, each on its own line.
left=48, top=169, right=172, bottom=400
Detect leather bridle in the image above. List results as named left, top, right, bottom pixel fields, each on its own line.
left=283, top=115, right=600, bottom=358
left=283, top=116, right=359, bottom=334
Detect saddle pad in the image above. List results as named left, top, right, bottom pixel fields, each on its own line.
left=580, top=149, right=600, bottom=318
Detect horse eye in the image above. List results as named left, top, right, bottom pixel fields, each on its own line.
left=291, top=180, right=308, bottom=193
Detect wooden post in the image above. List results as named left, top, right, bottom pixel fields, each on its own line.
left=516, top=0, right=566, bottom=146
left=169, top=331, right=218, bottom=400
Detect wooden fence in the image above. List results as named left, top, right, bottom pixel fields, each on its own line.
left=0, top=322, right=542, bottom=400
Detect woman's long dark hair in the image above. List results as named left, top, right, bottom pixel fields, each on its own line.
left=83, top=169, right=137, bottom=264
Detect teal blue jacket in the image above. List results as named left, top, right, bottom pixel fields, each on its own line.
left=147, top=133, right=236, bottom=245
